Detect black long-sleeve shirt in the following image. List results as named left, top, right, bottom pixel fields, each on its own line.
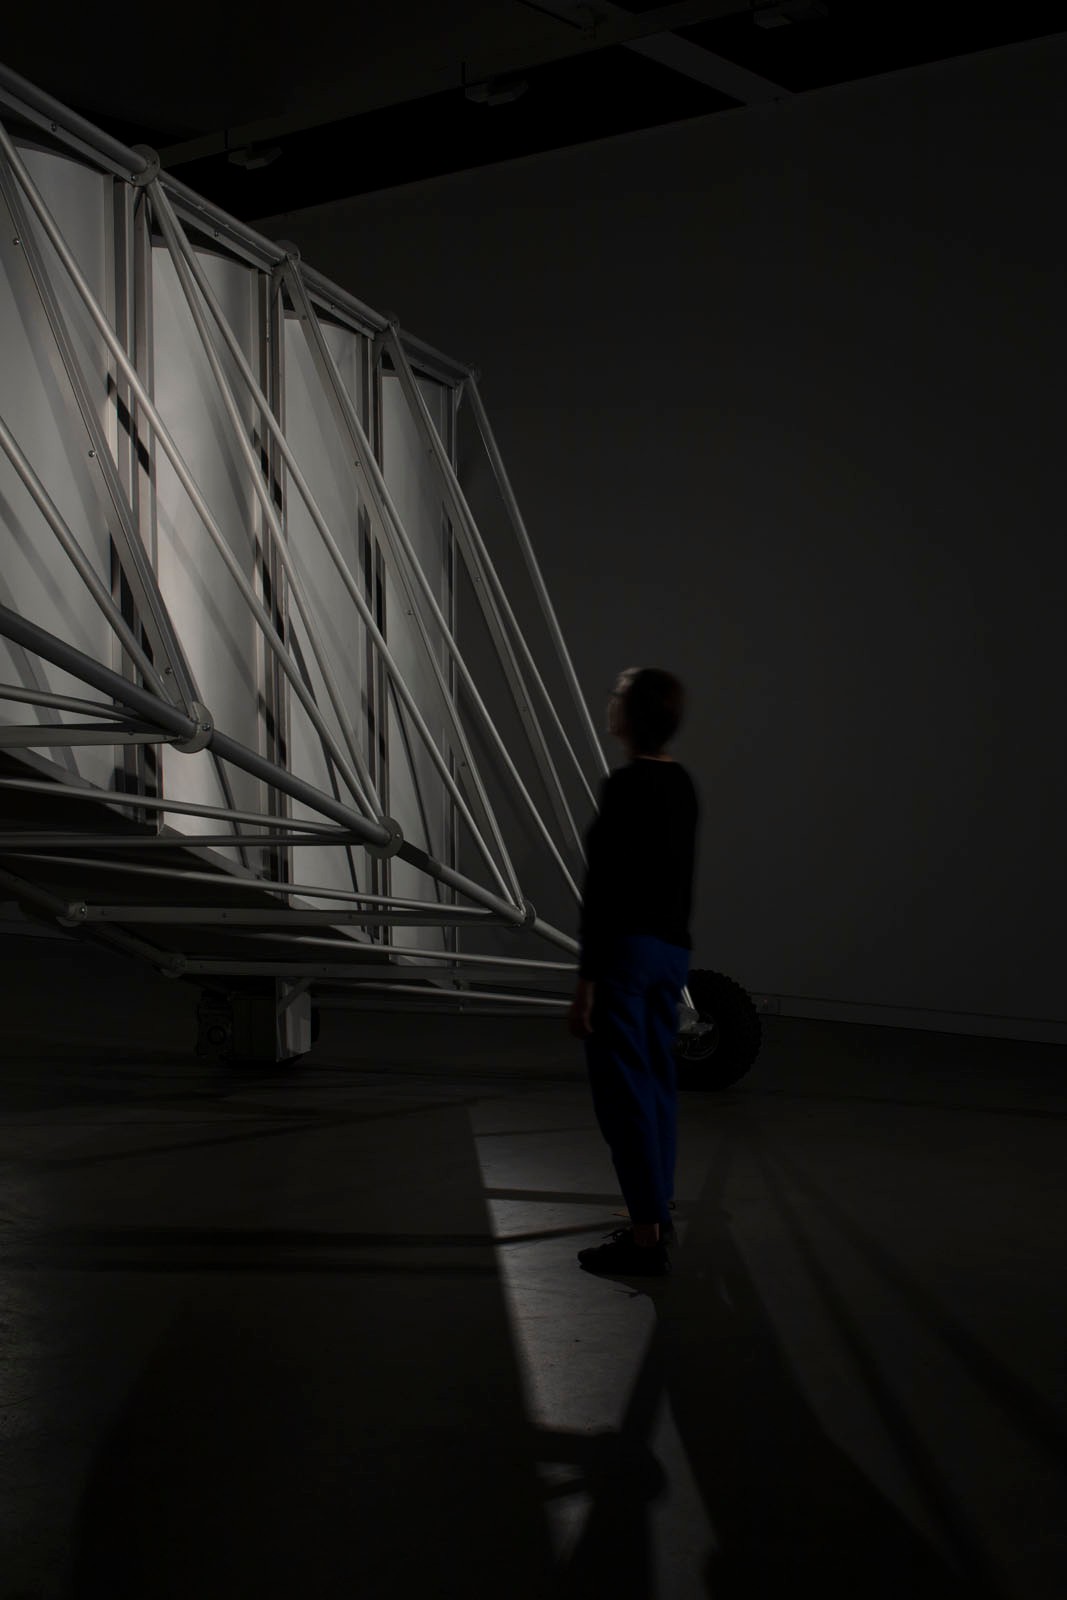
left=578, top=759, right=699, bottom=981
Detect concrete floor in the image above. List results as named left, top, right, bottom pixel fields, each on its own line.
left=1, top=930, right=1065, bottom=1598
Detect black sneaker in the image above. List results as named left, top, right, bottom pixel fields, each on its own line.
left=578, top=1228, right=671, bottom=1278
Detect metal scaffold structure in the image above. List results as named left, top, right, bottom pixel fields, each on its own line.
left=0, top=60, right=618, bottom=1059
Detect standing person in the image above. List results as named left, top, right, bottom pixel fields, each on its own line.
left=570, top=667, right=699, bottom=1277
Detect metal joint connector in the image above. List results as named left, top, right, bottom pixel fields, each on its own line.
left=129, top=145, right=161, bottom=186
left=173, top=700, right=214, bottom=754
left=366, top=816, right=404, bottom=860
left=57, top=900, right=87, bottom=927
left=501, top=897, right=538, bottom=932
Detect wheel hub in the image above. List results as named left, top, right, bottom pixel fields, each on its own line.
left=677, top=1015, right=719, bottom=1060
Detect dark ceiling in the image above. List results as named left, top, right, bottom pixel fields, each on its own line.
left=1, top=2, right=1064, bottom=221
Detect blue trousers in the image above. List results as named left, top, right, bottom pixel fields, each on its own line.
left=584, top=935, right=690, bottom=1227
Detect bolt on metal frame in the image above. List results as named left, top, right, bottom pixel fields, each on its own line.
left=0, top=66, right=623, bottom=1017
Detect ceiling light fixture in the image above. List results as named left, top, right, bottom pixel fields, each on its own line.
left=227, top=144, right=282, bottom=170
left=464, top=76, right=529, bottom=107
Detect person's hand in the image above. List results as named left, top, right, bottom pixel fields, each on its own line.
left=568, top=978, right=595, bottom=1040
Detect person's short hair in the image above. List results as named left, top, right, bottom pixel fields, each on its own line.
left=619, top=667, right=685, bottom=754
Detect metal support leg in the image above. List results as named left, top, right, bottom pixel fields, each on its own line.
left=196, top=979, right=311, bottom=1062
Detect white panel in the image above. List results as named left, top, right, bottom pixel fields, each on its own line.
left=151, top=246, right=262, bottom=856
left=0, top=149, right=117, bottom=789
left=381, top=373, right=453, bottom=950
left=281, top=316, right=372, bottom=898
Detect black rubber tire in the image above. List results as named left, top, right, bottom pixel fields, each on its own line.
left=675, top=968, right=762, bottom=1090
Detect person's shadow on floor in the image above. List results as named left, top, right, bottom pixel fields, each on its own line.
left=552, top=1121, right=1002, bottom=1599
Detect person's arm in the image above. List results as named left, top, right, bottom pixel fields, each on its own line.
left=568, top=976, right=596, bottom=1039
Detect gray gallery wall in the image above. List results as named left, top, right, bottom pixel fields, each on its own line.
left=259, top=34, right=1067, bottom=1042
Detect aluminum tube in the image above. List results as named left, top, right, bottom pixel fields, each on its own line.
left=0, top=130, right=376, bottom=822
left=7, top=853, right=499, bottom=912
left=390, top=836, right=522, bottom=922
left=147, top=175, right=470, bottom=384
left=319, top=984, right=567, bottom=1009
left=0, top=778, right=353, bottom=833
left=358, top=502, right=526, bottom=903
left=0, top=726, right=174, bottom=748
left=0, top=159, right=202, bottom=716
left=151, top=214, right=517, bottom=906
left=239, top=911, right=498, bottom=926
left=197, top=947, right=570, bottom=984
left=168, top=224, right=520, bottom=901
left=388, top=332, right=585, bottom=843
left=289, top=266, right=552, bottom=885
left=0, top=73, right=470, bottom=382
left=383, top=678, right=443, bottom=901
left=0, top=686, right=139, bottom=719
left=264, top=892, right=490, bottom=913
left=149, top=186, right=382, bottom=819
left=214, top=931, right=423, bottom=953
left=79, top=906, right=510, bottom=927
left=155, top=176, right=298, bottom=277
left=0, top=413, right=168, bottom=697
left=389, top=839, right=577, bottom=952
left=0, top=863, right=179, bottom=972
left=0, top=64, right=148, bottom=178
left=155, top=216, right=521, bottom=899
left=389, top=331, right=596, bottom=831
left=300, top=261, right=470, bottom=384
left=285, top=265, right=580, bottom=901
left=0, top=613, right=540, bottom=931
left=178, top=962, right=568, bottom=989
left=277, top=271, right=528, bottom=903
left=369, top=948, right=574, bottom=970
left=0, top=80, right=368, bottom=326
left=102, top=908, right=571, bottom=965
left=154, top=188, right=503, bottom=882
left=0, top=599, right=391, bottom=848
left=466, top=376, right=610, bottom=778
left=0, top=832, right=366, bottom=850
left=529, top=916, right=580, bottom=957
left=2, top=157, right=249, bottom=863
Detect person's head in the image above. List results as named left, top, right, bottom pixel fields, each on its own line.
left=607, top=667, right=685, bottom=756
